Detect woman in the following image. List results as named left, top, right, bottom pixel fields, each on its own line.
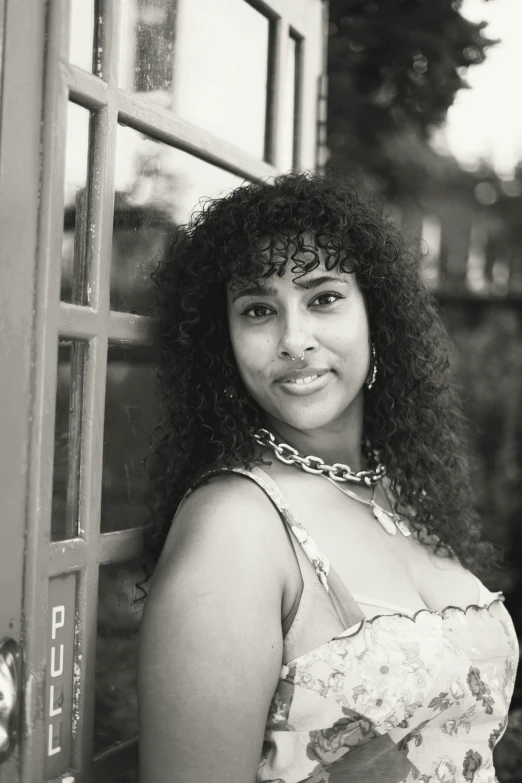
left=137, top=171, right=518, bottom=783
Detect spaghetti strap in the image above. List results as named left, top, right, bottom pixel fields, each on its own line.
left=246, top=467, right=366, bottom=629
left=199, top=466, right=332, bottom=593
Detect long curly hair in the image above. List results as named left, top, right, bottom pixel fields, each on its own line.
left=143, top=170, right=500, bottom=584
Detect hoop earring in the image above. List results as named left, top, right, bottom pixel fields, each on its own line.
left=365, top=343, right=377, bottom=390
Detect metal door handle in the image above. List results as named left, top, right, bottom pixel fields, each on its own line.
left=0, top=637, right=21, bottom=761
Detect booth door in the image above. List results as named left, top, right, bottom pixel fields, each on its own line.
left=0, top=0, right=327, bottom=781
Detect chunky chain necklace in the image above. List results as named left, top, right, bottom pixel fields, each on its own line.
left=254, top=427, right=410, bottom=537
left=254, top=427, right=386, bottom=486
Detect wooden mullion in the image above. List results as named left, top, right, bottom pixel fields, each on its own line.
left=266, top=15, right=288, bottom=170
left=49, top=527, right=145, bottom=577
left=60, top=307, right=158, bottom=345
left=291, top=29, right=304, bottom=170
left=59, top=302, right=99, bottom=339
left=247, top=0, right=306, bottom=28
left=108, top=311, right=157, bottom=346
left=98, top=528, right=146, bottom=565
left=49, top=538, right=88, bottom=576
left=71, top=0, right=121, bottom=777
left=66, top=65, right=109, bottom=109
left=117, top=90, right=276, bottom=181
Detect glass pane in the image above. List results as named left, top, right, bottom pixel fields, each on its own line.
left=101, top=345, right=157, bottom=533
left=112, top=772, right=138, bottom=783
left=174, top=0, right=271, bottom=158
left=52, top=340, right=86, bottom=541
left=119, top=0, right=271, bottom=158
left=69, top=0, right=95, bottom=73
left=111, top=124, right=243, bottom=316
left=94, top=559, right=143, bottom=754
left=62, top=102, right=91, bottom=306
left=118, top=0, right=177, bottom=107
left=280, top=34, right=301, bottom=172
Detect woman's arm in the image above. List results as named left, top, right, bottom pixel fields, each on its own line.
left=137, top=476, right=287, bottom=783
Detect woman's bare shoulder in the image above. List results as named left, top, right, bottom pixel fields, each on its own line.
left=138, top=471, right=287, bottom=783
left=153, top=470, right=288, bottom=591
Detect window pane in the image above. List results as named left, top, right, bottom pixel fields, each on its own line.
left=94, top=559, right=142, bottom=754
left=118, top=0, right=177, bottom=107
left=118, top=0, right=272, bottom=159
left=111, top=124, right=243, bottom=316
left=101, top=345, right=157, bottom=533
left=69, top=0, right=95, bottom=73
left=174, top=0, right=271, bottom=158
left=52, top=340, right=86, bottom=541
left=62, top=102, right=91, bottom=306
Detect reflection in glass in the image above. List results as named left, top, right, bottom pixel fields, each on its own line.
left=101, top=345, right=157, bottom=533
left=111, top=124, right=243, bottom=316
left=280, top=33, right=302, bottom=172
left=62, top=102, right=91, bottom=305
left=52, top=340, right=86, bottom=541
left=173, top=0, right=271, bottom=158
left=112, top=772, right=138, bottom=783
left=69, top=0, right=95, bottom=73
left=119, top=0, right=177, bottom=107
left=421, top=215, right=441, bottom=289
left=94, top=559, right=143, bottom=754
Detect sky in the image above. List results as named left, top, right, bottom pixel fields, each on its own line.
left=431, top=0, right=522, bottom=178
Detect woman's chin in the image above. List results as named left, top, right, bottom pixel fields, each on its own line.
left=270, top=404, right=344, bottom=434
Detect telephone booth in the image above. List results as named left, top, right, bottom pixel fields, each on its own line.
left=0, top=1, right=328, bottom=780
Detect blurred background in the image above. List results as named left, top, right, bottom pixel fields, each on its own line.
left=55, top=0, right=522, bottom=779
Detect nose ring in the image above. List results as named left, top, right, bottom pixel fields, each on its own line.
left=291, top=353, right=305, bottom=362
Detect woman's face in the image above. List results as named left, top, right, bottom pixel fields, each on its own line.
left=226, top=236, right=371, bottom=434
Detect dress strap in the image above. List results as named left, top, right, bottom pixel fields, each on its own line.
left=199, top=467, right=332, bottom=593
left=249, top=467, right=366, bottom=629
left=184, top=466, right=366, bottom=629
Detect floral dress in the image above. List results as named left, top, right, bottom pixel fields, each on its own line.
left=199, top=468, right=519, bottom=783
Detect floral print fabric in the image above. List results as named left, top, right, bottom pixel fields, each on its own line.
left=258, top=601, right=518, bottom=783
left=196, top=468, right=519, bottom=783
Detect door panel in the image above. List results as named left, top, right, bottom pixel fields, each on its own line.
left=0, top=0, right=327, bottom=780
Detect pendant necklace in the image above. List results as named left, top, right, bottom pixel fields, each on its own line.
left=253, top=427, right=410, bottom=537
left=323, top=475, right=411, bottom=538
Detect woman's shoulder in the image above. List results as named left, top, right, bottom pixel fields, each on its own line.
left=180, top=467, right=276, bottom=520
left=155, top=468, right=289, bottom=587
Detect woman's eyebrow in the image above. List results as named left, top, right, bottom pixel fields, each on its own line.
left=231, top=275, right=347, bottom=302
left=231, top=283, right=278, bottom=302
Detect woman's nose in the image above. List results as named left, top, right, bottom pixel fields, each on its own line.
left=278, top=312, right=317, bottom=360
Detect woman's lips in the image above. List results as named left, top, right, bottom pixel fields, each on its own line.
left=277, top=371, right=332, bottom=397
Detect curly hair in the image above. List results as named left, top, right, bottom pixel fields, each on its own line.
left=143, top=170, right=500, bottom=585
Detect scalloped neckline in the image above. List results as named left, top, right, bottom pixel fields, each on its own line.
left=283, top=597, right=507, bottom=669
left=335, top=596, right=505, bottom=640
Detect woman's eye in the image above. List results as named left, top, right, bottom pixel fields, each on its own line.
left=242, top=305, right=273, bottom=319
left=312, top=292, right=344, bottom=307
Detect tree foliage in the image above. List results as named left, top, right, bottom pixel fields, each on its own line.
left=326, top=0, right=497, bottom=195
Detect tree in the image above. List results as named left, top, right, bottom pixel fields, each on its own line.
left=326, top=0, right=497, bottom=197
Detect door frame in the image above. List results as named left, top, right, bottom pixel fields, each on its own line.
left=0, top=0, right=329, bottom=780
left=0, top=1, right=48, bottom=780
